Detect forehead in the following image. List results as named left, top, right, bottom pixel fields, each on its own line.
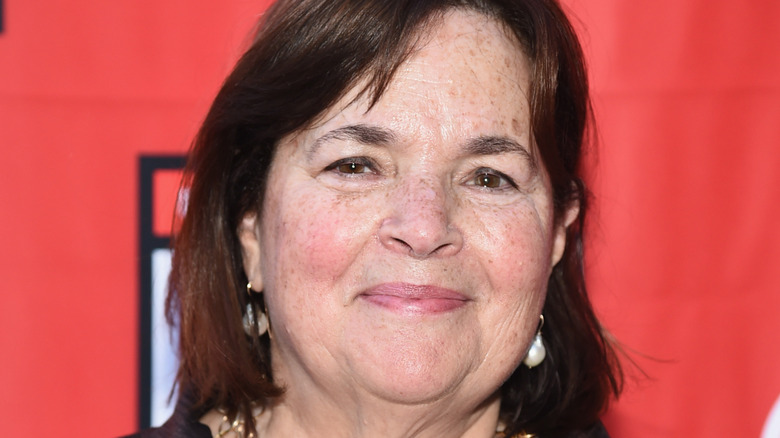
left=404, top=9, right=528, bottom=89
left=294, top=10, right=531, bottom=148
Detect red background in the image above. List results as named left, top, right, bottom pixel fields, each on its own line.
left=1, top=1, right=778, bottom=436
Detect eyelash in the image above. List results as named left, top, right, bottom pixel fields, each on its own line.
left=324, top=157, right=376, bottom=175
left=470, top=167, right=518, bottom=190
left=324, top=159, right=518, bottom=191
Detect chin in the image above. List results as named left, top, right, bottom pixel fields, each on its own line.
left=356, top=367, right=468, bottom=406
left=343, top=322, right=485, bottom=406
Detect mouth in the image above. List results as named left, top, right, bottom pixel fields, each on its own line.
left=359, top=282, right=470, bottom=314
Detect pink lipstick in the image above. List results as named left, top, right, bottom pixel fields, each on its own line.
left=360, top=282, right=469, bottom=314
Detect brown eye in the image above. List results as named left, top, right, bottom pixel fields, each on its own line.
left=324, top=157, right=376, bottom=177
left=337, top=162, right=367, bottom=174
left=475, top=172, right=502, bottom=188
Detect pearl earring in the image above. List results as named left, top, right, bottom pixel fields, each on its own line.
left=523, top=315, right=546, bottom=368
left=243, top=281, right=268, bottom=336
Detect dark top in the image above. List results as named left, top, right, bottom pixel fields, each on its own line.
left=121, top=392, right=610, bottom=438
left=121, top=390, right=211, bottom=438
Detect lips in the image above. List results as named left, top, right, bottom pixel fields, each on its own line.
left=359, top=282, right=470, bottom=314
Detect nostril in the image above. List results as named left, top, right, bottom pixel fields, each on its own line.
left=391, top=237, right=432, bottom=257
left=392, top=237, right=411, bottom=250
left=393, top=237, right=454, bottom=258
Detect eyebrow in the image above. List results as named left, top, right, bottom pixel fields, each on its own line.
left=465, top=136, right=537, bottom=170
left=308, top=124, right=395, bottom=158
left=308, top=125, right=535, bottom=169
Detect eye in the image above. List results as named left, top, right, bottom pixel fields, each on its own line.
left=475, top=172, right=501, bottom=188
left=471, top=168, right=517, bottom=190
left=324, top=157, right=375, bottom=175
left=338, top=162, right=367, bottom=174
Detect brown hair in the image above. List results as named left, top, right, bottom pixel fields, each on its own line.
left=168, top=0, right=622, bottom=435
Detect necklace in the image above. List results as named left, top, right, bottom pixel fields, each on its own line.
left=216, top=409, right=263, bottom=438
left=216, top=412, right=536, bottom=438
left=216, top=409, right=537, bottom=438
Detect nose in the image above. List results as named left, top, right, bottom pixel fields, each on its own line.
left=378, top=176, right=463, bottom=258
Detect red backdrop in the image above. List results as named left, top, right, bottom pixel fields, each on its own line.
left=1, top=1, right=778, bottom=436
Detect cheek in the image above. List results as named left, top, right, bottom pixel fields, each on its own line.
left=475, top=205, right=554, bottom=290
left=473, top=207, right=554, bottom=355
left=263, top=187, right=377, bottom=293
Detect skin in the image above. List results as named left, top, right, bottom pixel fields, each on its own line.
left=228, top=10, right=578, bottom=438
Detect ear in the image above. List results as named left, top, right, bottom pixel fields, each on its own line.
left=238, top=213, right=263, bottom=291
left=550, top=199, right=580, bottom=268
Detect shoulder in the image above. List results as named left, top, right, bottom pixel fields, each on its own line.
left=545, top=421, right=609, bottom=438
left=576, top=420, right=610, bottom=438
left=117, top=390, right=212, bottom=438
left=117, top=417, right=212, bottom=438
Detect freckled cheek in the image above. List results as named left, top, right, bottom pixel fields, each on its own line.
left=476, top=212, right=552, bottom=294
left=274, top=195, right=374, bottom=280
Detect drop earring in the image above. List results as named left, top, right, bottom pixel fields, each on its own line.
left=523, top=315, right=546, bottom=368
left=243, top=281, right=268, bottom=336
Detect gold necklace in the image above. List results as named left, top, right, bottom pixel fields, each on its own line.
left=496, top=432, right=536, bottom=438
left=217, top=412, right=535, bottom=438
left=496, top=425, right=536, bottom=438
left=216, top=409, right=263, bottom=438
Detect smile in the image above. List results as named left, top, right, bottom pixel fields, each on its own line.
left=359, top=282, right=470, bottom=314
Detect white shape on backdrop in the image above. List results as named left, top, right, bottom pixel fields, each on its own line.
left=151, top=248, right=179, bottom=427
left=763, top=393, right=780, bottom=438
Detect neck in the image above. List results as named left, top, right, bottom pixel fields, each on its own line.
left=255, top=384, right=502, bottom=438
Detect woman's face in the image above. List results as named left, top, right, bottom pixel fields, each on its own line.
left=240, top=11, right=574, bottom=410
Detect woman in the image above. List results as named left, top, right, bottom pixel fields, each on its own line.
left=129, top=0, right=621, bottom=436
